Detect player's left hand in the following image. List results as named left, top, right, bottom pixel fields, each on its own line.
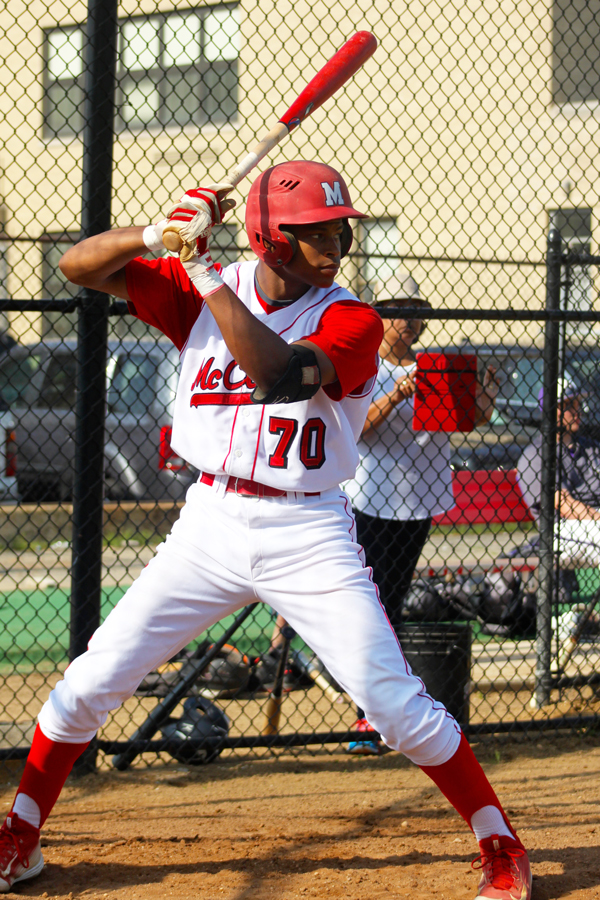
left=163, top=186, right=236, bottom=263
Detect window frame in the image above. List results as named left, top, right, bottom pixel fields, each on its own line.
left=43, top=4, right=240, bottom=139
left=549, top=208, right=594, bottom=318
left=358, top=218, right=401, bottom=304
left=552, top=0, right=600, bottom=106
left=40, top=233, right=80, bottom=340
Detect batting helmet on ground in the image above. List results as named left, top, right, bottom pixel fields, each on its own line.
left=245, top=160, right=368, bottom=267
left=160, top=696, right=229, bottom=765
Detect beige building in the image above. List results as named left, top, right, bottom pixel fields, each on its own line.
left=1, top=0, right=599, bottom=346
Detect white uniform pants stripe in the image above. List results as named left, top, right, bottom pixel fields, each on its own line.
left=39, top=482, right=461, bottom=767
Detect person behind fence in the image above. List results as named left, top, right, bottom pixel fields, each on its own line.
left=342, top=271, right=499, bottom=754
left=0, top=162, right=531, bottom=900
left=518, top=373, right=600, bottom=568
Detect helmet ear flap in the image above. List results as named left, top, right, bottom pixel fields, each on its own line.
left=340, top=220, right=353, bottom=258
left=279, top=229, right=298, bottom=261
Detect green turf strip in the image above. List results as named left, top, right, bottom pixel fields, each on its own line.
left=0, top=587, right=277, bottom=671
left=1, top=568, right=598, bottom=671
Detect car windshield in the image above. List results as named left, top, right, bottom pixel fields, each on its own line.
left=108, top=353, right=159, bottom=416
left=495, top=355, right=543, bottom=408
left=38, top=352, right=77, bottom=409
left=0, top=352, right=43, bottom=407
left=491, top=346, right=600, bottom=423
left=566, top=353, right=600, bottom=390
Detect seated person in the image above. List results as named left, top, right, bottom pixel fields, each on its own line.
left=517, top=374, right=600, bottom=569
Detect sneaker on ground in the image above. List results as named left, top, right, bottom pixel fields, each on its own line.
left=0, top=813, right=44, bottom=892
left=347, top=717, right=381, bottom=756
left=472, top=834, right=532, bottom=900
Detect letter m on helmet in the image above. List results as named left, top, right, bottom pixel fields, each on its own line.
left=321, top=181, right=345, bottom=207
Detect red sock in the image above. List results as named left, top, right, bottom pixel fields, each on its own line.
left=12, top=725, right=90, bottom=827
left=419, top=732, right=516, bottom=840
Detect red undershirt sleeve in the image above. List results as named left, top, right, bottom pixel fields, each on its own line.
left=124, top=256, right=205, bottom=351
left=305, top=300, right=383, bottom=400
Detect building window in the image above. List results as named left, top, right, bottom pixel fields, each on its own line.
left=359, top=219, right=400, bottom=303
left=0, top=242, right=10, bottom=336
left=44, top=5, right=240, bottom=138
left=41, top=236, right=79, bottom=339
left=0, top=242, right=7, bottom=301
left=552, top=0, right=600, bottom=105
left=551, top=209, right=593, bottom=333
left=44, top=28, right=85, bottom=137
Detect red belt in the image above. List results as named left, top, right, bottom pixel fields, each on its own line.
left=200, top=472, right=319, bottom=498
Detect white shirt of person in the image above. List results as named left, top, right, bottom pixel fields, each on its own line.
left=343, top=359, right=455, bottom=520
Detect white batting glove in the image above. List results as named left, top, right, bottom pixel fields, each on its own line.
left=181, top=246, right=225, bottom=298
left=142, top=218, right=169, bottom=254
left=161, top=186, right=236, bottom=262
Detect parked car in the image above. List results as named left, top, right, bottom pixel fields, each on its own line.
left=0, top=333, right=20, bottom=502
left=438, top=341, right=600, bottom=525
left=0, top=340, right=196, bottom=502
left=0, top=403, right=19, bottom=502
left=449, top=342, right=600, bottom=473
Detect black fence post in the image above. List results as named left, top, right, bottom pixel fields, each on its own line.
left=69, top=0, right=118, bottom=773
left=533, top=217, right=562, bottom=709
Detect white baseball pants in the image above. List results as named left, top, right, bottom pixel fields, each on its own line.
left=39, top=481, right=461, bottom=767
left=555, top=517, right=600, bottom=568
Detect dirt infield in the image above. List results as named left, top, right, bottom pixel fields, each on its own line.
left=0, top=737, right=599, bottom=900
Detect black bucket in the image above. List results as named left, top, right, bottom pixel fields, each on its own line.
left=397, top=622, right=472, bottom=725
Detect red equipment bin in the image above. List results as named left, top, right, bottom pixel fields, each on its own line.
left=413, top=352, right=477, bottom=432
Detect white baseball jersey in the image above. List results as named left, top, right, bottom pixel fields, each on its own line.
left=171, top=261, right=377, bottom=493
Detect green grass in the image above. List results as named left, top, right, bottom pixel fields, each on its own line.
left=0, top=587, right=279, bottom=672
left=430, top=521, right=537, bottom=537
left=103, top=525, right=169, bottom=549
left=0, top=586, right=127, bottom=670
left=573, top=568, right=600, bottom=600
left=1, top=562, right=597, bottom=672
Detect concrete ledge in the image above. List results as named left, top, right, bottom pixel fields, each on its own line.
left=0, top=501, right=185, bottom=545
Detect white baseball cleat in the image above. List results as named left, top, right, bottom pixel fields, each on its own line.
left=472, top=834, right=532, bottom=900
left=0, top=813, right=44, bottom=892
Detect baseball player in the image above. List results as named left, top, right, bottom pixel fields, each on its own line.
left=0, top=161, right=531, bottom=900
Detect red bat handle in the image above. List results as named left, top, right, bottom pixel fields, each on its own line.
left=223, top=31, right=377, bottom=188
left=279, top=31, right=378, bottom=132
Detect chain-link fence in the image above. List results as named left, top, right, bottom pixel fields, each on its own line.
left=1, top=0, right=600, bottom=768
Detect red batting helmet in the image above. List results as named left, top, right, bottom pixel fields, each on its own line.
left=245, top=160, right=368, bottom=267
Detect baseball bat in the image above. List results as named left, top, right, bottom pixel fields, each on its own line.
left=162, top=31, right=377, bottom=253
left=112, top=602, right=258, bottom=770
left=291, top=648, right=343, bottom=703
left=262, top=625, right=295, bottom=735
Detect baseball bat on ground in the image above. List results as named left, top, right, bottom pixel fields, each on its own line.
left=291, top=648, right=344, bottom=703
left=262, top=625, right=296, bottom=735
left=112, top=602, right=258, bottom=770
left=162, top=30, right=378, bottom=254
